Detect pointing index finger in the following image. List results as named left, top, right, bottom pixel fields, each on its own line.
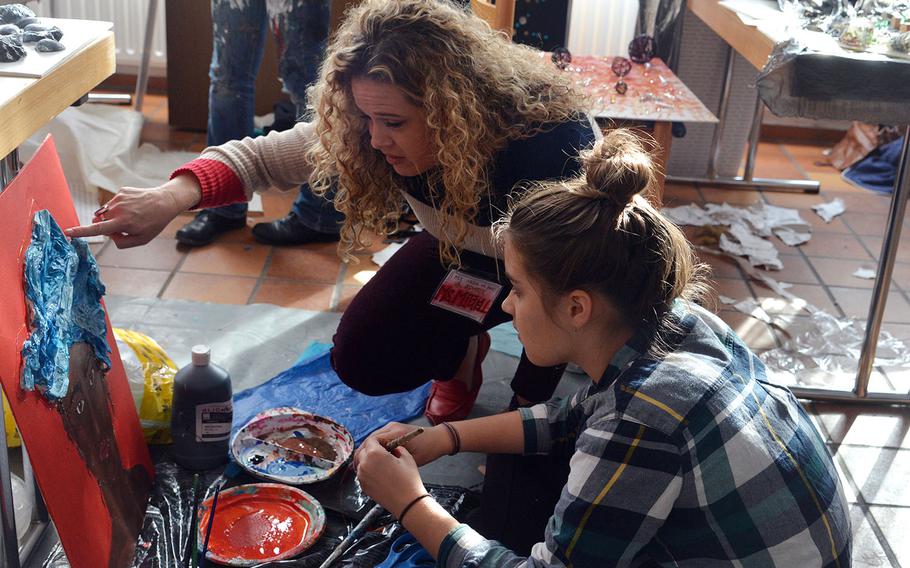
left=65, top=219, right=122, bottom=239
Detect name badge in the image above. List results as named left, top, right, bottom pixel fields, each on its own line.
left=430, top=269, right=503, bottom=323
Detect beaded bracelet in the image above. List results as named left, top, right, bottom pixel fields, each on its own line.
left=441, top=422, right=461, bottom=455
left=398, top=493, right=432, bottom=525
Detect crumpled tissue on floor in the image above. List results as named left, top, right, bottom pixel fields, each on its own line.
left=663, top=201, right=812, bottom=269
left=20, top=210, right=110, bottom=400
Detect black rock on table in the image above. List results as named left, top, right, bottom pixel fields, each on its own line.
left=0, top=34, right=26, bottom=62
left=0, top=3, right=35, bottom=26
left=35, top=38, right=65, bottom=53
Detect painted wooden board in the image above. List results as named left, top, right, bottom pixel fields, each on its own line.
left=0, top=18, right=113, bottom=79
left=0, top=136, right=153, bottom=568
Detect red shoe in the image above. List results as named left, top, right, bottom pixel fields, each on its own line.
left=424, top=332, right=492, bottom=425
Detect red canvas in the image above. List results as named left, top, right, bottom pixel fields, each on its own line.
left=0, top=136, right=154, bottom=567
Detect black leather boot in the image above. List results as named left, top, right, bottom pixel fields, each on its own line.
left=175, top=211, right=247, bottom=247
left=251, top=212, right=340, bottom=246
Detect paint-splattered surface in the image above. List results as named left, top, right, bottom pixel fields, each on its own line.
left=198, top=483, right=325, bottom=566
left=544, top=54, right=716, bottom=124
left=232, top=407, right=354, bottom=484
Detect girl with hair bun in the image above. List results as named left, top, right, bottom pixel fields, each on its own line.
left=355, top=131, right=852, bottom=567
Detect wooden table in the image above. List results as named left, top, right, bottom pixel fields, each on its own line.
left=0, top=22, right=115, bottom=568
left=547, top=54, right=717, bottom=201
left=0, top=27, right=115, bottom=184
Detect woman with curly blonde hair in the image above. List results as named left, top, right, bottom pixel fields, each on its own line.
left=69, top=0, right=597, bottom=422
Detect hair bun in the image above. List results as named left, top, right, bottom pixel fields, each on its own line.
left=581, top=129, right=654, bottom=210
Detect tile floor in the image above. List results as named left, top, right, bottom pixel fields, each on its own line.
left=100, top=94, right=908, bottom=567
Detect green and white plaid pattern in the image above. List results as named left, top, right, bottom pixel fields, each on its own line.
left=438, top=304, right=852, bottom=567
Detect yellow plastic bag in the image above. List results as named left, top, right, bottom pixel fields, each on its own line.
left=2, top=392, right=21, bottom=448
left=114, top=328, right=176, bottom=444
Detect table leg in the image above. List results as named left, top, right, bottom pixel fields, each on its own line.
left=651, top=121, right=673, bottom=205
left=668, top=45, right=819, bottom=193
left=789, top=129, right=910, bottom=406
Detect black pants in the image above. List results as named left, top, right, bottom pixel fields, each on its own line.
left=331, top=231, right=563, bottom=402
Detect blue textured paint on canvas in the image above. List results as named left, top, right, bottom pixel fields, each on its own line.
left=20, top=210, right=110, bottom=400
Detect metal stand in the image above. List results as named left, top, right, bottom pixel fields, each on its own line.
left=133, top=0, right=160, bottom=113
left=668, top=44, right=820, bottom=193
left=790, top=128, right=910, bottom=406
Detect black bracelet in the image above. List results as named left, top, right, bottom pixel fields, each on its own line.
left=441, top=422, right=461, bottom=455
left=398, top=493, right=432, bottom=525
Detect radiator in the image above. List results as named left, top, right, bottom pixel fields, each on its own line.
left=568, top=0, right=639, bottom=57
left=38, top=0, right=168, bottom=75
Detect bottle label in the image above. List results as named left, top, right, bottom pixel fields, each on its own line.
left=195, top=400, right=233, bottom=443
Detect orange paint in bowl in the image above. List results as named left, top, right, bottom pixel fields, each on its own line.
left=198, top=483, right=325, bottom=566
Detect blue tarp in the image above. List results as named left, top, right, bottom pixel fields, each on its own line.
left=20, top=210, right=110, bottom=400
left=231, top=342, right=431, bottom=444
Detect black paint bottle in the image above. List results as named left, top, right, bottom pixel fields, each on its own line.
left=170, top=345, right=233, bottom=470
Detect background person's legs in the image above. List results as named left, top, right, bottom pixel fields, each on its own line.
left=252, top=0, right=344, bottom=245
left=177, top=0, right=268, bottom=246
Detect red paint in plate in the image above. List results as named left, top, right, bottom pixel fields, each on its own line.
left=198, top=483, right=325, bottom=566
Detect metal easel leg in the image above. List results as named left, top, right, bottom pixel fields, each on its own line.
left=0, top=403, right=21, bottom=568
left=667, top=45, right=820, bottom=193
left=789, top=129, right=910, bottom=406
left=1, top=149, right=20, bottom=191
left=134, top=0, right=160, bottom=113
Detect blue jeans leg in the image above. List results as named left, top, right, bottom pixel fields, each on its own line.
left=202, top=0, right=269, bottom=221
left=291, top=182, right=343, bottom=235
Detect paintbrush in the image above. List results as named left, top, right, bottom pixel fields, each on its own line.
left=185, top=473, right=200, bottom=568
left=251, top=435, right=336, bottom=470
left=316, top=427, right=424, bottom=568
left=199, top=461, right=242, bottom=568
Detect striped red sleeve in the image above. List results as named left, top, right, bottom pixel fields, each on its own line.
left=170, top=158, right=248, bottom=209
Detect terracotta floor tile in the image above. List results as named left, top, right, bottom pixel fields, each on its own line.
left=96, top=237, right=185, bottom=271
left=837, top=446, right=910, bottom=507
left=830, top=192, right=893, bottom=216
left=859, top=235, right=910, bottom=264
left=811, top=404, right=910, bottom=450
left=764, top=254, right=820, bottom=285
left=706, top=277, right=753, bottom=308
left=162, top=273, right=257, bottom=304
left=760, top=191, right=825, bottom=210
left=847, top=505, right=892, bottom=568
left=181, top=242, right=270, bottom=277
left=751, top=282, right=841, bottom=316
left=809, top=257, right=892, bottom=290
left=866, top=505, right=910, bottom=567
left=828, top=286, right=910, bottom=322
left=842, top=212, right=890, bottom=237
left=888, top=262, right=910, bottom=290
left=716, top=310, right=778, bottom=351
left=343, top=257, right=380, bottom=286
left=804, top=211, right=853, bottom=234
left=742, top=143, right=808, bottom=180
left=699, top=187, right=764, bottom=206
left=99, top=266, right=170, bottom=298
left=799, top=233, right=874, bottom=261
left=250, top=279, right=334, bottom=310
left=267, top=243, right=341, bottom=284
left=661, top=183, right=702, bottom=207
left=334, top=285, right=363, bottom=312
left=700, top=252, right=744, bottom=280
left=780, top=144, right=837, bottom=176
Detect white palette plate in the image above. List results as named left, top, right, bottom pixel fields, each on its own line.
left=0, top=18, right=112, bottom=79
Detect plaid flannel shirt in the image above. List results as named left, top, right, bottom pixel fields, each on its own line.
left=438, top=303, right=852, bottom=567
